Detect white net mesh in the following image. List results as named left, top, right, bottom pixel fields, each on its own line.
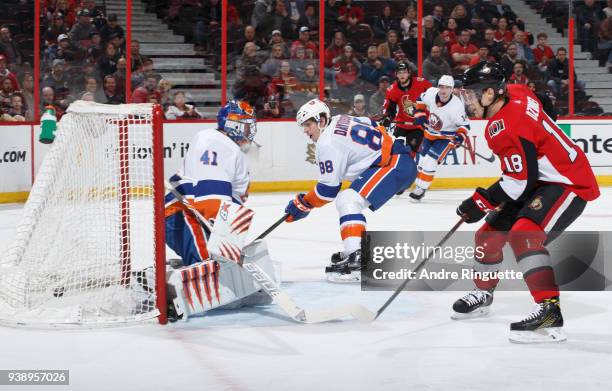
left=0, top=102, right=161, bottom=327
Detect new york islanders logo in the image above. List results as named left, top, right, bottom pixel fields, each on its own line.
left=487, top=119, right=505, bottom=138
left=429, top=113, right=443, bottom=132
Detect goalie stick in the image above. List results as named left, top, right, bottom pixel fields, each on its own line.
left=165, top=180, right=376, bottom=323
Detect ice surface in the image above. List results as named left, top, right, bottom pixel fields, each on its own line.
left=0, top=189, right=611, bottom=391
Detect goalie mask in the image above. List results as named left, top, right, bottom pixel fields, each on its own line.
left=217, top=100, right=257, bottom=151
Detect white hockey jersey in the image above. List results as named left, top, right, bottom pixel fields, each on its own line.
left=165, top=128, right=249, bottom=212
left=418, top=87, right=470, bottom=138
left=304, top=114, right=392, bottom=206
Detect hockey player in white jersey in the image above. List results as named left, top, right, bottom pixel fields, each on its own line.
left=164, top=100, right=254, bottom=265
left=284, top=99, right=417, bottom=282
left=409, top=75, right=470, bottom=201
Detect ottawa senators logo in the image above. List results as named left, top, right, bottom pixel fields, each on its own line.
left=487, top=119, right=505, bottom=138
left=429, top=113, right=443, bottom=131
left=401, top=95, right=415, bottom=116
left=528, top=196, right=543, bottom=210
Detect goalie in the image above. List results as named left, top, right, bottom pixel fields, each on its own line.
left=164, top=100, right=275, bottom=320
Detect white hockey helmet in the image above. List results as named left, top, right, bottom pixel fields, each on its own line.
left=438, top=75, right=455, bottom=89
left=296, top=98, right=331, bottom=127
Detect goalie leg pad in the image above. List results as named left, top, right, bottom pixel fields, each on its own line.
left=168, top=241, right=278, bottom=320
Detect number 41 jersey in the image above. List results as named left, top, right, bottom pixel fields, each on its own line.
left=485, top=84, right=599, bottom=202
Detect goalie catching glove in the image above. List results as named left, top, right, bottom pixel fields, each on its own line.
left=285, top=193, right=313, bottom=222
left=456, top=187, right=498, bottom=223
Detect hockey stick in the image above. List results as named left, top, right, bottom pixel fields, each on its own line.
left=251, top=213, right=289, bottom=243
left=374, top=218, right=465, bottom=320
left=164, top=180, right=376, bottom=323
left=459, top=143, right=495, bottom=163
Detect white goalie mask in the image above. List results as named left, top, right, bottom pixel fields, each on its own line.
left=296, top=99, right=331, bottom=130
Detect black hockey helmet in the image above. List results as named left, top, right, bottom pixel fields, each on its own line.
left=396, top=60, right=412, bottom=74
left=460, top=61, right=506, bottom=93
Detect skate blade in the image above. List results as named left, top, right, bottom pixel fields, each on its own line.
left=509, top=327, right=567, bottom=344
left=451, top=306, right=490, bottom=320
left=326, top=271, right=361, bottom=283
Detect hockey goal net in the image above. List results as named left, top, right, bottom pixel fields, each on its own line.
left=0, top=101, right=167, bottom=327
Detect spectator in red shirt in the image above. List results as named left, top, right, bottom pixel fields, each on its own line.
left=450, top=29, right=478, bottom=72
left=494, top=17, right=514, bottom=43
left=441, top=18, right=459, bottom=52
left=338, top=0, right=364, bottom=28
left=324, top=30, right=345, bottom=67
left=469, top=45, right=494, bottom=66
left=291, top=26, right=318, bottom=58
left=334, top=44, right=361, bottom=102
left=509, top=61, right=529, bottom=84
left=533, top=32, right=554, bottom=73
left=132, top=73, right=159, bottom=103
left=0, top=55, right=20, bottom=91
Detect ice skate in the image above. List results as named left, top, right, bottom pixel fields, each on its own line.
left=451, top=289, right=494, bottom=319
left=325, top=250, right=362, bottom=283
left=409, top=186, right=426, bottom=202
left=509, top=297, right=567, bottom=344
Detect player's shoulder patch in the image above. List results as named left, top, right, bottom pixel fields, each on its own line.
left=487, top=119, right=505, bottom=138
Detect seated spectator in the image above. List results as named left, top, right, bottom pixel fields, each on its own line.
left=165, top=91, right=203, bottom=119
left=0, top=55, right=19, bottom=91
left=0, top=26, right=24, bottom=71
left=269, top=29, right=291, bottom=58
left=0, top=77, right=13, bottom=108
left=513, top=30, right=535, bottom=65
left=528, top=81, right=557, bottom=120
left=262, top=93, right=283, bottom=118
left=54, top=0, right=77, bottom=28
left=86, top=31, right=103, bottom=64
left=325, top=0, right=343, bottom=34
left=21, top=72, right=34, bottom=120
left=440, top=18, right=459, bottom=53
left=237, top=25, right=267, bottom=54
left=291, top=45, right=314, bottom=74
left=576, top=0, right=606, bottom=52
left=261, top=0, right=294, bottom=39
left=100, top=14, right=125, bottom=47
left=53, top=34, right=82, bottom=63
left=333, top=44, right=361, bottom=102
left=132, top=72, right=159, bottom=103
left=481, top=27, right=503, bottom=61
left=369, top=75, right=390, bottom=115
left=547, top=47, right=586, bottom=97
left=82, top=76, right=105, bottom=103
left=262, top=43, right=287, bottom=77
left=423, top=16, right=444, bottom=55
left=97, top=42, right=120, bottom=78
left=486, top=0, right=518, bottom=25
left=450, top=29, right=478, bottom=72
left=325, top=31, right=346, bottom=67
left=45, top=12, right=70, bottom=44
left=298, top=3, right=318, bottom=32
left=423, top=45, right=452, bottom=85
left=360, top=44, right=395, bottom=86
left=2, top=93, right=27, bottom=122
left=236, top=42, right=265, bottom=77
left=338, top=0, right=365, bottom=30
left=41, top=86, right=67, bottom=117
left=401, top=24, right=418, bottom=63
left=131, top=40, right=148, bottom=73
left=286, top=0, right=306, bottom=30
left=450, top=4, right=473, bottom=33
left=347, top=94, right=369, bottom=117
left=469, top=45, right=494, bottom=66
left=533, top=33, right=554, bottom=73
left=297, top=62, right=318, bottom=95
left=399, top=5, right=417, bottom=40
left=291, top=26, right=318, bottom=58
left=377, top=30, right=405, bottom=62
left=372, top=3, right=401, bottom=40
left=103, top=74, right=124, bottom=104
left=431, top=3, right=445, bottom=32
left=270, top=60, right=300, bottom=110
left=82, top=0, right=106, bottom=30
left=250, top=0, right=273, bottom=31
left=509, top=61, right=529, bottom=85
left=69, top=9, right=96, bottom=48
left=43, top=59, right=70, bottom=92
left=597, top=16, right=612, bottom=67
left=494, top=17, right=514, bottom=43
left=114, top=57, right=127, bottom=91
left=500, top=43, right=520, bottom=77
left=233, top=66, right=270, bottom=110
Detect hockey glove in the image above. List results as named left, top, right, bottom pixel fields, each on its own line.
left=456, top=187, right=498, bottom=223
left=380, top=116, right=392, bottom=128
left=451, top=128, right=468, bottom=148
left=413, top=109, right=429, bottom=128
left=285, top=193, right=313, bottom=222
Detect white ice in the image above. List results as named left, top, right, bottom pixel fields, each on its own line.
left=0, top=189, right=611, bottom=391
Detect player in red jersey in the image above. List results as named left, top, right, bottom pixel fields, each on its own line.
left=452, top=61, right=600, bottom=343
left=381, top=61, right=432, bottom=154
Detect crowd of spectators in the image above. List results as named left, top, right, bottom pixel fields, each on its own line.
left=0, top=0, right=34, bottom=122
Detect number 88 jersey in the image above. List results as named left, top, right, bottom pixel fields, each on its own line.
left=485, top=84, right=599, bottom=202
left=312, top=115, right=393, bottom=198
